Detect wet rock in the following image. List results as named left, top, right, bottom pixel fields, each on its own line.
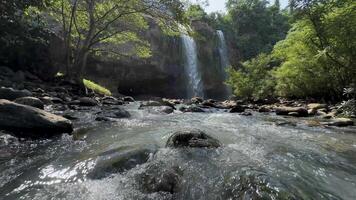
left=322, top=118, right=354, bottom=127
left=258, top=106, right=271, bottom=113
left=14, top=97, right=44, bottom=109
left=229, top=105, right=245, bottom=113
left=95, top=108, right=131, bottom=121
left=179, top=105, right=205, bottom=113
left=123, top=96, right=135, bottom=102
left=216, top=100, right=236, bottom=109
left=166, top=129, right=221, bottom=148
left=161, top=99, right=176, bottom=109
left=88, top=145, right=158, bottom=179
left=78, top=97, right=98, bottom=106
left=101, top=96, right=123, bottom=105
left=139, top=164, right=183, bottom=194
left=146, top=106, right=174, bottom=114
left=0, top=87, right=32, bottom=100
left=223, top=171, right=298, bottom=200
left=140, top=100, right=163, bottom=107
left=201, top=100, right=217, bottom=108
left=275, top=106, right=308, bottom=117
left=40, top=96, right=63, bottom=104
left=0, top=99, right=73, bottom=137
left=191, top=97, right=203, bottom=104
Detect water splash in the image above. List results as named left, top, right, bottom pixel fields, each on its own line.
left=181, top=34, right=204, bottom=98
left=216, top=30, right=232, bottom=98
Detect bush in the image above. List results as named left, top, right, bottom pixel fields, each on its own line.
left=227, top=54, right=276, bottom=99
left=83, top=79, right=112, bottom=96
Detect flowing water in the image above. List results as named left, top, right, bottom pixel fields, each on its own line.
left=216, top=30, right=232, bottom=97
left=1, top=103, right=356, bottom=200
left=181, top=34, right=204, bottom=98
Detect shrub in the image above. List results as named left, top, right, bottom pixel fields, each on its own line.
left=227, top=54, right=276, bottom=100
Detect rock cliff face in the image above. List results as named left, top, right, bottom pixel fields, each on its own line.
left=55, top=20, right=233, bottom=99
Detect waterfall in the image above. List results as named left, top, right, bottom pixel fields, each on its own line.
left=181, top=34, right=204, bottom=98
left=216, top=30, right=232, bottom=97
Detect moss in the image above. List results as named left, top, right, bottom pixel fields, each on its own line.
left=83, top=79, right=112, bottom=96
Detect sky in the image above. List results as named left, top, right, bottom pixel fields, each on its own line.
left=203, top=0, right=289, bottom=13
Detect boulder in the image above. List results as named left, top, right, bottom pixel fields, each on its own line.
left=78, top=97, right=98, bottom=106
left=275, top=106, right=308, bottom=117
left=229, top=105, right=245, bottom=113
left=0, top=99, right=73, bottom=137
left=322, top=118, right=354, bottom=127
left=139, top=164, right=183, bottom=194
left=166, top=129, right=221, bottom=148
left=0, top=87, right=32, bottom=100
left=14, top=97, right=44, bottom=109
left=179, top=105, right=205, bottom=113
left=88, top=145, right=158, bottom=179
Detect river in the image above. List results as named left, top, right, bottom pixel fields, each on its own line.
left=0, top=102, right=356, bottom=199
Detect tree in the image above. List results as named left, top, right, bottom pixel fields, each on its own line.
left=226, top=0, right=289, bottom=61
left=227, top=53, right=276, bottom=99
left=47, top=0, right=184, bottom=80
left=0, top=0, right=50, bottom=69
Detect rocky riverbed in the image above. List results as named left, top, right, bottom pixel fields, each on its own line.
left=0, top=70, right=356, bottom=199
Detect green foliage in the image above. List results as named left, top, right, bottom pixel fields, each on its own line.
left=46, top=0, right=185, bottom=77
left=83, top=79, right=112, bottom=96
left=229, top=0, right=356, bottom=100
left=185, top=4, right=208, bottom=21
left=0, top=0, right=50, bottom=69
left=226, top=0, right=290, bottom=61
left=272, top=0, right=356, bottom=99
left=227, top=54, right=276, bottom=99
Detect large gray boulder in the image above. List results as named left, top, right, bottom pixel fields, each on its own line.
left=166, top=129, right=221, bottom=148
left=14, top=97, right=44, bottom=109
left=0, top=99, right=73, bottom=137
left=0, top=87, right=32, bottom=101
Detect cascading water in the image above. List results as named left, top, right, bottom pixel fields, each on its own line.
left=181, top=34, right=204, bottom=98
left=216, top=30, right=232, bottom=97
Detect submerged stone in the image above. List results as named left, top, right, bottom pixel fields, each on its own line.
left=166, top=129, right=221, bottom=148
left=139, top=164, right=183, bottom=194
left=88, top=145, right=158, bottom=179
